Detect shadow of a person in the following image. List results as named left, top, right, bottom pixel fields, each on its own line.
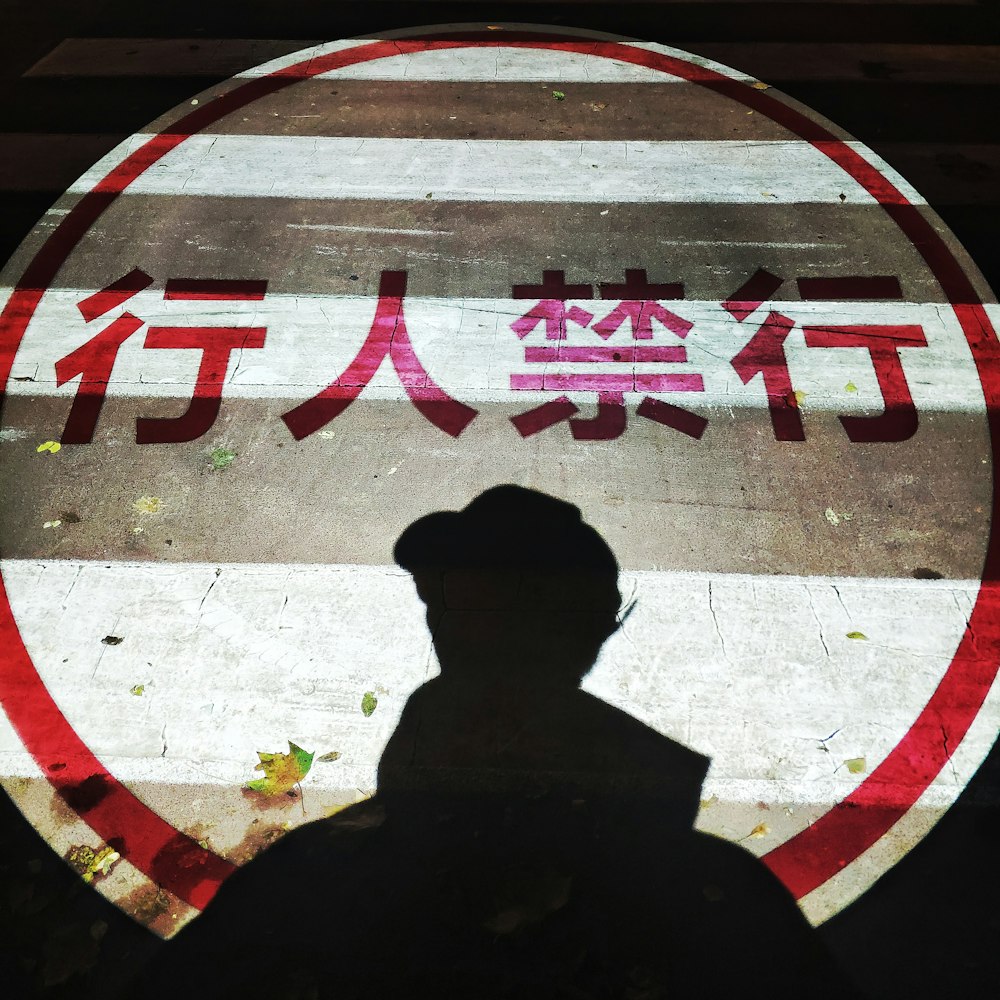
left=135, top=486, right=858, bottom=1000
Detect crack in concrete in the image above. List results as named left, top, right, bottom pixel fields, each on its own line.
left=805, top=586, right=831, bottom=659
left=707, top=581, right=731, bottom=666
left=61, top=564, right=84, bottom=613
left=941, top=723, right=960, bottom=784
left=195, top=573, right=221, bottom=628
left=831, top=584, right=851, bottom=621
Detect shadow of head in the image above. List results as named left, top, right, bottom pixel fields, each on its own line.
left=394, top=485, right=622, bottom=687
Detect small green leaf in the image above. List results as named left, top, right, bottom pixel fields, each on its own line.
left=130, top=684, right=145, bottom=697
left=361, top=691, right=378, bottom=717
left=845, top=381, right=858, bottom=393
left=845, top=757, right=867, bottom=774
left=552, top=90, right=565, bottom=101
left=210, top=447, right=237, bottom=471
left=846, top=631, right=868, bottom=640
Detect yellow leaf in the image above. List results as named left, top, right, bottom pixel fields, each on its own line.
left=246, top=740, right=315, bottom=796
left=66, top=844, right=121, bottom=883
left=749, top=823, right=770, bottom=839
left=752, top=81, right=771, bottom=90
left=846, top=631, right=868, bottom=641
left=845, top=757, right=867, bottom=774
left=36, top=440, right=61, bottom=454
left=133, top=496, right=161, bottom=514
left=845, top=381, right=858, bottom=393
left=794, top=390, right=807, bottom=407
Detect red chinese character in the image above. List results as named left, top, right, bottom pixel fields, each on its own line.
left=723, top=268, right=923, bottom=442
left=281, top=271, right=477, bottom=440
left=55, top=271, right=268, bottom=444
left=729, top=310, right=805, bottom=442
left=510, top=269, right=595, bottom=340
left=55, top=269, right=151, bottom=444
left=802, top=324, right=927, bottom=442
left=509, top=271, right=707, bottom=441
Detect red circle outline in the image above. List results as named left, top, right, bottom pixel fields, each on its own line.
left=0, top=32, right=997, bottom=911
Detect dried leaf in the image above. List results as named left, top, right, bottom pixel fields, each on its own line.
left=133, top=496, right=161, bottom=514
left=317, top=751, right=341, bottom=763
left=589, top=102, right=607, bottom=112
left=845, top=757, right=867, bottom=774
left=66, top=844, right=121, bottom=883
left=36, top=440, right=61, bottom=454
left=824, top=508, right=840, bottom=526
left=246, top=740, right=315, bottom=796
left=846, top=631, right=868, bottom=641
left=102, top=635, right=124, bottom=646
left=210, top=447, right=237, bottom=471
left=749, top=823, right=770, bottom=839
left=361, top=691, right=378, bottom=717
left=752, top=81, right=771, bottom=90
left=43, top=520, right=62, bottom=529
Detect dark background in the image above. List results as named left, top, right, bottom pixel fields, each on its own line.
left=0, top=2, right=998, bottom=996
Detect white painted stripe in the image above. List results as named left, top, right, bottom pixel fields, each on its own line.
left=659, top=239, right=846, bottom=250
left=286, top=224, right=455, bottom=236
left=232, top=37, right=757, bottom=84
left=0, top=560, right=987, bottom=815
left=5, top=291, right=984, bottom=415
left=3, top=557, right=991, bottom=931
left=65, top=135, right=927, bottom=206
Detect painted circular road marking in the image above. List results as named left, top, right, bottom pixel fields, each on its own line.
left=1, top=24, right=998, bottom=934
